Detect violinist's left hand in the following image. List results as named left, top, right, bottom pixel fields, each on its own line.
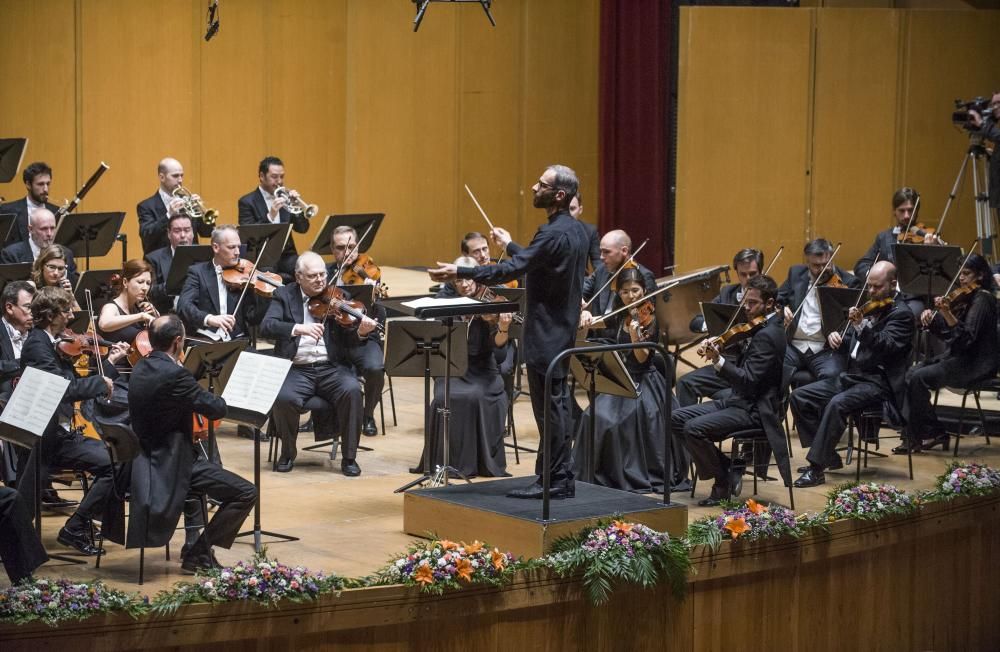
left=847, top=306, right=863, bottom=326
left=498, top=312, right=512, bottom=328
left=107, top=341, right=130, bottom=365
left=358, top=316, right=378, bottom=337
left=702, top=340, right=721, bottom=363
left=428, top=262, right=457, bottom=283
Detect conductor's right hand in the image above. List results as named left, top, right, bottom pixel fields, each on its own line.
left=293, top=323, right=325, bottom=341
left=207, top=314, right=236, bottom=333
left=489, top=227, right=511, bottom=250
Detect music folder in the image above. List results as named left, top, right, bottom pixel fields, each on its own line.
left=0, top=367, right=69, bottom=448
left=164, top=245, right=214, bottom=295
left=220, top=352, right=292, bottom=428
left=700, top=302, right=746, bottom=338
left=312, top=213, right=385, bottom=255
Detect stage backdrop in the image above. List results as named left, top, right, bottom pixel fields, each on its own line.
left=675, top=7, right=1000, bottom=282
left=0, top=0, right=600, bottom=270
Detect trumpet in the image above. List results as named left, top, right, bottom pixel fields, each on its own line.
left=172, top=185, right=218, bottom=227
left=275, top=186, right=318, bottom=219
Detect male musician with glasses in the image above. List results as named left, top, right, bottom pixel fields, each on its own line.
left=145, top=213, right=196, bottom=315
left=0, top=208, right=79, bottom=285
left=237, top=156, right=310, bottom=281
left=137, top=158, right=211, bottom=255
left=577, top=229, right=657, bottom=343
left=260, top=251, right=373, bottom=476
left=429, top=164, right=591, bottom=500
left=0, top=161, right=60, bottom=245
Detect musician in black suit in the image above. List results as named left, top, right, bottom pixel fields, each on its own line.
left=569, top=192, right=601, bottom=272
left=899, top=253, right=999, bottom=453
left=145, top=213, right=195, bottom=315
left=672, top=275, right=788, bottom=506
left=792, top=261, right=914, bottom=487
left=435, top=232, right=500, bottom=299
left=0, top=486, right=48, bottom=584
left=0, top=209, right=78, bottom=284
left=430, top=164, right=591, bottom=499
left=578, top=229, right=657, bottom=342
left=136, top=158, right=211, bottom=254
left=237, top=156, right=309, bottom=280
left=0, top=282, right=34, bottom=486
left=778, top=238, right=859, bottom=395
left=17, top=287, right=129, bottom=555
left=126, top=315, right=255, bottom=572
left=178, top=226, right=262, bottom=342
left=0, top=161, right=59, bottom=244
left=260, top=252, right=372, bottom=476
left=677, top=247, right=762, bottom=407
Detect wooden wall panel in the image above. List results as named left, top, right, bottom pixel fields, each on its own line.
left=810, top=9, right=900, bottom=272
left=676, top=8, right=813, bottom=281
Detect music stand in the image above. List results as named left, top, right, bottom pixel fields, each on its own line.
left=65, top=269, right=118, bottom=333
left=894, top=243, right=963, bottom=298
left=491, top=286, right=525, bottom=340
left=0, top=213, right=16, bottom=247
left=0, top=138, right=28, bottom=183
left=569, top=344, right=638, bottom=483
left=312, top=213, right=384, bottom=256
left=183, top=339, right=247, bottom=462
left=386, top=318, right=468, bottom=493
left=337, top=284, right=375, bottom=313
left=701, top=302, right=746, bottom=338
left=164, top=245, right=214, bottom=296
left=0, top=263, right=31, bottom=295
left=53, top=211, right=125, bottom=271
left=817, top=286, right=863, bottom=337
left=238, top=223, right=291, bottom=269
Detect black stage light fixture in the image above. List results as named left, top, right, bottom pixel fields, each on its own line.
left=412, top=0, right=496, bottom=33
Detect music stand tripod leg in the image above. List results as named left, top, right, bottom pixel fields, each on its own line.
left=235, top=415, right=299, bottom=551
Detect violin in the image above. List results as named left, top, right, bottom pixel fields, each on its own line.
left=56, top=328, right=111, bottom=365
left=937, top=282, right=980, bottom=314
left=854, top=297, right=894, bottom=318
left=307, top=285, right=385, bottom=333
left=472, top=284, right=523, bottom=325
left=221, top=258, right=283, bottom=297
left=698, top=312, right=773, bottom=359
left=339, top=253, right=390, bottom=299
left=897, top=223, right=937, bottom=244
left=821, top=271, right=847, bottom=288
left=629, top=300, right=655, bottom=340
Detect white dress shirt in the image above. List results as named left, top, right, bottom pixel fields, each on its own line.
left=3, top=318, right=25, bottom=360
left=792, top=285, right=825, bottom=354
left=293, top=291, right=328, bottom=365
left=258, top=187, right=279, bottom=224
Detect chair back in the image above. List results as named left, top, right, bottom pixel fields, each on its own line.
left=98, top=422, right=142, bottom=465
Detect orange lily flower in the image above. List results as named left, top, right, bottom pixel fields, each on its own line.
left=491, top=548, right=507, bottom=571
left=414, top=564, right=435, bottom=585
left=723, top=516, right=750, bottom=539
left=746, top=498, right=766, bottom=515
left=463, top=540, right=484, bottom=554
left=455, top=558, right=474, bottom=581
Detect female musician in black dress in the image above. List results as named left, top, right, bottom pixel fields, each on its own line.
left=96, top=259, right=158, bottom=347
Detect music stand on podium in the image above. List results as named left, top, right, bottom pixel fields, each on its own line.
left=569, top=344, right=638, bottom=483
left=238, top=223, right=291, bottom=270
left=164, top=245, right=214, bottom=296
left=183, top=340, right=247, bottom=462
left=311, top=213, right=385, bottom=256
left=53, top=211, right=125, bottom=271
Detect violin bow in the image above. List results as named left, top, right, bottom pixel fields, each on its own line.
left=581, top=238, right=650, bottom=311
left=589, top=280, right=680, bottom=328
left=722, top=245, right=784, bottom=333
left=333, top=222, right=376, bottom=287
left=839, top=252, right=880, bottom=339
left=785, top=242, right=842, bottom=332
left=231, top=244, right=268, bottom=317
left=83, top=289, right=106, bottom=379
left=928, top=238, right=980, bottom=323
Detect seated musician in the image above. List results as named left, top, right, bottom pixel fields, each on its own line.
left=671, top=275, right=786, bottom=506
left=436, top=232, right=494, bottom=299
left=0, top=282, right=34, bottom=487
left=137, top=158, right=211, bottom=255
left=328, top=225, right=386, bottom=437
left=791, top=261, right=914, bottom=487
left=899, top=253, right=998, bottom=453
left=677, top=247, right=762, bottom=407
left=1, top=209, right=79, bottom=283
left=126, top=315, right=255, bottom=572
left=568, top=192, right=602, bottom=272
left=29, top=245, right=77, bottom=294
left=573, top=266, right=685, bottom=493
left=17, top=286, right=129, bottom=555
left=237, top=156, right=309, bottom=280
left=0, top=161, right=60, bottom=244
left=178, top=225, right=262, bottom=342
left=97, top=259, right=158, bottom=347
left=260, top=252, right=372, bottom=476
left=416, top=256, right=509, bottom=478
left=145, top=213, right=195, bottom=315
left=578, top=229, right=657, bottom=342
left=778, top=238, right=859, bottom=395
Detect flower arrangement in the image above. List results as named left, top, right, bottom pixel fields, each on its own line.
left=545, top=519, right=690, bottom=606
left=687, top=498, right=813, bottom=549
left=152, top=551, right=341, bottom=614
left=0, top=578, right=148, bottom=626
left=823, top=482, right=918, bottom=522
left=371, top=539, right=523, bottom=596
left=928, top=461, right=1000, bottom=500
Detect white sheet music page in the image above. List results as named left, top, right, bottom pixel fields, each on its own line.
left=401, top=296, right=477, bottom=309
left=1, top=367, right=70, bottom=438
left=221, top=352, right=292, bottom=416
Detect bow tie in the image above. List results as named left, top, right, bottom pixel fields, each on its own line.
left=9, top=331, right=24, bottom=344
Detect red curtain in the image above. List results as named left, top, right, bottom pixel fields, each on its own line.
left=598, top=0, right=674, bottom=276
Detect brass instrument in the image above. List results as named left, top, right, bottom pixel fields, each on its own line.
left=275, top=186, right=318, bottom=219
left=172, top=185, right=218, bottom=227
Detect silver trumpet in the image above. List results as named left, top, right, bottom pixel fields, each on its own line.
left=172, top=185, right=218, bottom=227
left=275, top=186, right=319, bottom=219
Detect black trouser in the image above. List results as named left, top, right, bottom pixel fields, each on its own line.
left=672, top=400, right=759, bottom=484
left=0, top=486, right=48, bottom=583
left=797, top=378, right=886, bottom=469
left=676, top=366, right=730, bottom=407
left=345, top=338, right=385, bottom=419
left=903, top=362, right=980, bottom=443
left=526, top=367, right=574, bottom=485
left=271, top=362, right=362, bottom=462
left=782, top=345, right=844, bottom=396
left=181, top=455, right=255, bottom=550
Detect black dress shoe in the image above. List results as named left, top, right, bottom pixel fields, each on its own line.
left=696, top=482, right=730, bottom=507
left=922, top=434, right=950, bottom=451
left=57, top=527, right=104, bottom=556
left=341, top=459, right=361, bottom=477
left=274, top=458, right=294, bottom=473
left=42, top=488, right=78, bottom=508
left=670, top=479, right=693, bottom=492
left=892, top=440, right=922, bottom=455
left=298, top=417, right=314, bottom=433
left=181, top=549, right=222, bottom=573
left=797, top=455, right=843, bottom=474
left=697, top=495, right=724, bottom=507
left=793, top=468, right=826, bottom=488
left=362, top=416, right=378, bottom=437
left=506, top=481, right=575, bottom=499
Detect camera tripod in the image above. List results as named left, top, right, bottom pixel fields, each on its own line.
left=938, top=135, right=997, bottom=261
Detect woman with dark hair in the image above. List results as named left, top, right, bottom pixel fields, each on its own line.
left=97, top=259, right=158, bottom=345
left=898, top=252, right=999, bottom=453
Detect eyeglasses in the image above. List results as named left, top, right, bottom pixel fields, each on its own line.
left=44, top=264, right=67, bottom=273
left=537, top=179, right=555, bottom=190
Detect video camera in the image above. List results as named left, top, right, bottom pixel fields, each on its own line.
left=953, top=96, right=995, bottom=129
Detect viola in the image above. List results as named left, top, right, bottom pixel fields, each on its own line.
left=340, top=253, right=389, bottom=299
left=897, top=223, right=937, bottom=244
left=221, top=258, right=283, bottom=297
left=307, top=285, right=385, bottom=333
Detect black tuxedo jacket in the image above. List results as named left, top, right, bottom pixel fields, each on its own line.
left=144, top=245, right=175, bottom=314
left=837, top=298, right=914, bottom=411
left=0, top=240, right=78, bottom=286
left=777, top=264, right=860, bottom=333
left=259, top=282, right=356, bottom=362
left=854, top=229, right=898, bottom=279
left=237, top=189, right=309, bottom=258
left=0, top=197, right=61, bottom=244
left=178, top=261, right=261, bottom=338
left=582, top=221, right=601, bottom=271
left=126, top=350, right=227, bottom=548
left=0, top=322, right=21, bottom=398
left=137, top=192, right=209, bottom=255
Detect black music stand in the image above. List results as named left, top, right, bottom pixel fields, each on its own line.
left=0, top=263, right=32, bottom=295
left=0, top=213, right=16, bottom=247
left=0, top=138, right=28, bottom=183
left=338, top=284, right=375, bottom=313
left=492, top=286, right=525, bottom=340
left=183, top=340, right=247, bottom=462
left=238, top=223, right=291, bottom=269
left=66, top=269, right=118, bottom=333
left=817, top=286, right=863, bottom=337
left=53, top=211, right=125, bottom=272
left=312, top=213, right=384, bottom=255
left=894, top=243, right=963, bottom=299
left=701, top=302, right=746, bottom=338
left=569, top=344, right=638, bottom=484
left=386, top=319, right=468, bottom=493
left=164, top=245, right=214, bottom=296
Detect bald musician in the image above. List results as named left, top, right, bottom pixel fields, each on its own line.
left=0, top=208, right=79, bottom=285
left=137, top=157, right=211, bottom=254
left=578, top=229, right=657, bottom=342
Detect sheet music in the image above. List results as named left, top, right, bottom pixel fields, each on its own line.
left=221, top=352, right=292, bottom=416
left=0, top=367, right=70, bottom=438
left=401, top=296, right=477, bottom=309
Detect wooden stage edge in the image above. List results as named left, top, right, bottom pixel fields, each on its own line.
left=3, top=494, right=998, bottom=651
